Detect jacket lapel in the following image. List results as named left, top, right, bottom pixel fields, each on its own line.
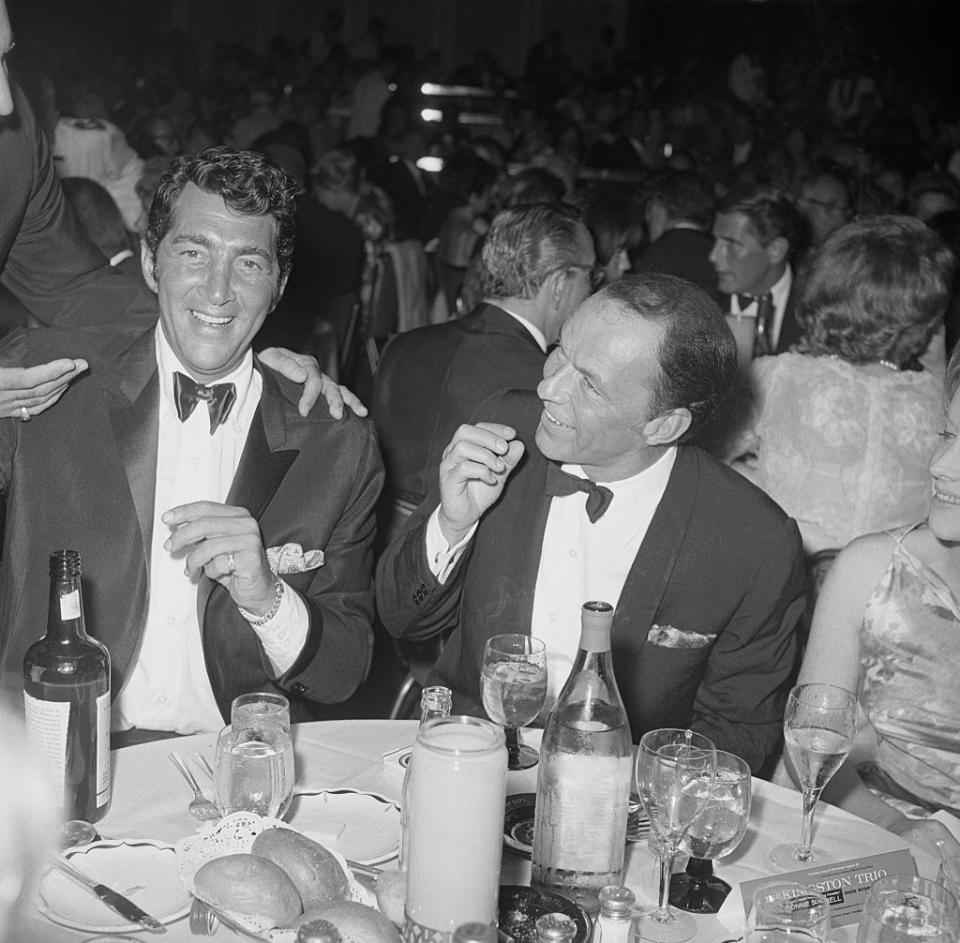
left=613, top=447, right=699, bottom=664
left=104, top=331, right=160, bottom=566
left=197, top=366, right=299, bottom=618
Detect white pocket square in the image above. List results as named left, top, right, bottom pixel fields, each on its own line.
left=647, top=624, right=716, bottom=649
left=266, top=542, right=325, bottom=575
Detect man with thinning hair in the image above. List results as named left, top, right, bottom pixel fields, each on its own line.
left=372, top=202, right=598, bottom=529
left=378, top=273, right=805, bottom=772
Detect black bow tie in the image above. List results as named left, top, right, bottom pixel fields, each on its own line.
left=173, top=372, right=237, bottom=434
left=544, top=461, right=614, bottom=523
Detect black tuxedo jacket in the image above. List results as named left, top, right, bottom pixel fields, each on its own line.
left=1, top=82, right=157, bottom=331
left=372, top=302, right=546, bottom=507
left=0, top=326, right=382, bottom=722
left=377, top=390, right=806, bottom=772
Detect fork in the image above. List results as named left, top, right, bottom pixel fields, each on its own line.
left=191, top=752, right=215, bottom=782
left=168, top=751, right=221, bottom=821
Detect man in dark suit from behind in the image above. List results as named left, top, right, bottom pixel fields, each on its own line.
left=377, top=274, right=806, bottom=772
left=634, top=168, right=723, bottom=306
left=371, top=202, right=597, bottom=535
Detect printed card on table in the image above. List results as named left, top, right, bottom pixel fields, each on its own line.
left=739, top=848, right=916, bottom=927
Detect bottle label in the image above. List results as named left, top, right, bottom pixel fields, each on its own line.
left=96, top=690, right=111, bottom=806
left=59, top=589, right=82, bottom=621
left=24, top=690, right=70, bottom=804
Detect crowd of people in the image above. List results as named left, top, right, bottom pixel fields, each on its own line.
left=2, top=2, right=960, bottom=918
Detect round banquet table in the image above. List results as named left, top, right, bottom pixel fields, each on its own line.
left=24, top=720, right=941, bottom=943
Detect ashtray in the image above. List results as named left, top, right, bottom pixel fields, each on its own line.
left=498, top=885, right=591, bottom=943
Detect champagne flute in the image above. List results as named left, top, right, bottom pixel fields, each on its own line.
left=632, top=728, right=716, bottom=943
left=669, top=750, right=752, bottom=914
left=746, top=881, right=831, bottom=943
left=858, top=875, right=959, bottom=943
left=770, top=683, right=858, bottom=869
left=214, top=722, right=294, bottom=819
left=480, top=634, right=548, bottom=771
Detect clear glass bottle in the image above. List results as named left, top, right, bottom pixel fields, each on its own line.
left=531, top=601, right=632, bottom=917
left=536, top=912, right=578, bottom=942
left=399, top=685, right=453, bottom=869
left=23, top=550, right=111, bottom=823
left=593, top=885, right=636, bottom=943
left=453, top=922, right=498, bottom=943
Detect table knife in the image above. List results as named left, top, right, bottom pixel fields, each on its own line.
left=49, top=856, right=167, bottom=933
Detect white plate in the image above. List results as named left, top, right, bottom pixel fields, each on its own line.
left=286, top=788, right=401, bottom=865
left=38, top=838, right=191, bottom=934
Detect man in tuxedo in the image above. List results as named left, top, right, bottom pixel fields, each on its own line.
left=377, top=274, right=806, bottom=772
left=1, top=0, right=348, bottom=422
left=0, top=147, right=382, bottom=740
left=372, top=202, right=597, bottom=526
left=709, top=184, right=804, bottom=367
left=634, top=168, right=723, bottom=306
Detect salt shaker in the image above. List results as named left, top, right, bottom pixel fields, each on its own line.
left=536, top=912, right=578, bottom=942
left=593, top=885, right=636, bottom=943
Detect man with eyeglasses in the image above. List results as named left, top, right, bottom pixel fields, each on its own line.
left=797, top=170, right=853, bottom=249
left=372, top=202, right=597, bottom=538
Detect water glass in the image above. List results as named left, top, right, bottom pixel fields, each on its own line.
left=230, top=691, right=291, bottom=732
left=214, top=723, right=294, bottom=819
left=858, top=875, right=960, bottom=943
left=404, top=716, right=507, bottom=941
left=746, top=882, right=831, bottom=943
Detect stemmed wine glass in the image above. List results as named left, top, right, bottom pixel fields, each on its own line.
left=770, top=682, right=858, bottom=869
left=670, top=750, right=752, bottom=914
left=480, top=634, right=548, bottom=770
left=632, top=728, right=717, bottom=943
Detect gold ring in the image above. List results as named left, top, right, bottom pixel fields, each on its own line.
left=227, top=552, right=236, bottom=573
left=19, top=406, right=30, bottom=422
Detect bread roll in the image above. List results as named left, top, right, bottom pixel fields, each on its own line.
left=194, top=853, right=302, bottom=925
left=293, top=900, right=401, bottom=943
left=374, top=871, right=406, bottom=928
left=252, top=828, right=349, bottom=909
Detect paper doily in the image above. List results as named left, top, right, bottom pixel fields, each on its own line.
left=175, top=811, right=376, bottom=942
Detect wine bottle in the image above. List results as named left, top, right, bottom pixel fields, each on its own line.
left=531, top=601, right=633, bottom=917
left=23, top=549, right=111, bottom=823
left=399, top=684, right=452, bottom=869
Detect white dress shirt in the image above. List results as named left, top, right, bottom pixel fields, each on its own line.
left=114, top=327, right=308, bottom=734
left=729, top=264, right=793, bottom=351
left=498, top=306, right=547, bottom=353
left=425, top=447, right=677, bottom=708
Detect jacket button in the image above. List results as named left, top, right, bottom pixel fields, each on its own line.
left=291, top=681, right=307, bottom=694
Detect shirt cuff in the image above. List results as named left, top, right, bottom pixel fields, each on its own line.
left=242, top=579, right=310, bottom=675
left=425, top=508, right=477, bottom=584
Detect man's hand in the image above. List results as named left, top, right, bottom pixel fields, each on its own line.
left=0, top=359, right=88, bottom=419
left=438, top=422, right=524, bottom=545
left=258, top=347, right=367, bottom=419
left=162, top=501, right=276, bottom=616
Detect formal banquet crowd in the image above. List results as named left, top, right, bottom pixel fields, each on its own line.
left=2, top=0, right=960, bottom=928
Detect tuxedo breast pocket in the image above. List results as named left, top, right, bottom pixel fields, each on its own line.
left=626, top=634, right=716, bottom=731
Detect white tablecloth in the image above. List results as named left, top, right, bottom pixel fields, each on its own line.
left=24, top=720, right=938, bottom=942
